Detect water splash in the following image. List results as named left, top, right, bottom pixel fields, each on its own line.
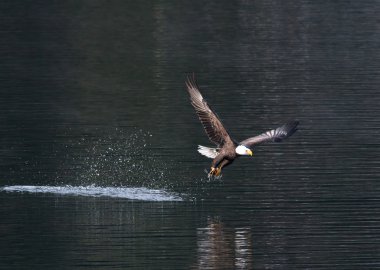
left=1, top=185, right=183, bottom=201
left=2, top=128, right=184, bottom=196
left=54, top=128, right=173, bottom=189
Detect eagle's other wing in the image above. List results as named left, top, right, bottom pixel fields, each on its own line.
left=186, top=76, right=233, bottom=147
left=240, top=121, right=299, bottom=147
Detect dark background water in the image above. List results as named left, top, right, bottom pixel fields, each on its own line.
left=1, top=1, right=379, bottom=269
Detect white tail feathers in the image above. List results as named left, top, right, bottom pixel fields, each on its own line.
left=197, top=145, right=219, bottom=159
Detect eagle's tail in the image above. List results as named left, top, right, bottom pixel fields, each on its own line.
left=197, top=145, right=219, bottom=159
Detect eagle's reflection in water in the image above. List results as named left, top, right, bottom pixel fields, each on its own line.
left=196, top=218, right=253, bottom=269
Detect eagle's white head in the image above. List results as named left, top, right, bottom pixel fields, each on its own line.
left=235, top=145, right=253, bottom=156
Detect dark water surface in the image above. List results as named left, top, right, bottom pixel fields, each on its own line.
left=1, top=1, right=379, bottom=269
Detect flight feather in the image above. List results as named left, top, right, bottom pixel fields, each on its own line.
left=186, top=76, right=233, bottom=147
left=240, top=121, right=299, bottom=147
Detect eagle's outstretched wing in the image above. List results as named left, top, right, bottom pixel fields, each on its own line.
left=186, top=76, right=233, bottom=147
left=240, top=121, right=299, bottom=147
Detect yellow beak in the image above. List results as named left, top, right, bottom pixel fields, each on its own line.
left=247, top=149, right=253, bottom=156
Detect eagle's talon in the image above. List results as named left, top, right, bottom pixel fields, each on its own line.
left=208, top=167, right=216, bottom=179
left=208, top=167, right=222, bottom=178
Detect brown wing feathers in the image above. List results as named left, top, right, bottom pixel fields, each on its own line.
left=186, top=77, right=298, bottom=149
left=186, top=77, right=232, bottom=147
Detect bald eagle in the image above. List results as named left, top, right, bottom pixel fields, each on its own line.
left=186, top=77, right=299, bottom=178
